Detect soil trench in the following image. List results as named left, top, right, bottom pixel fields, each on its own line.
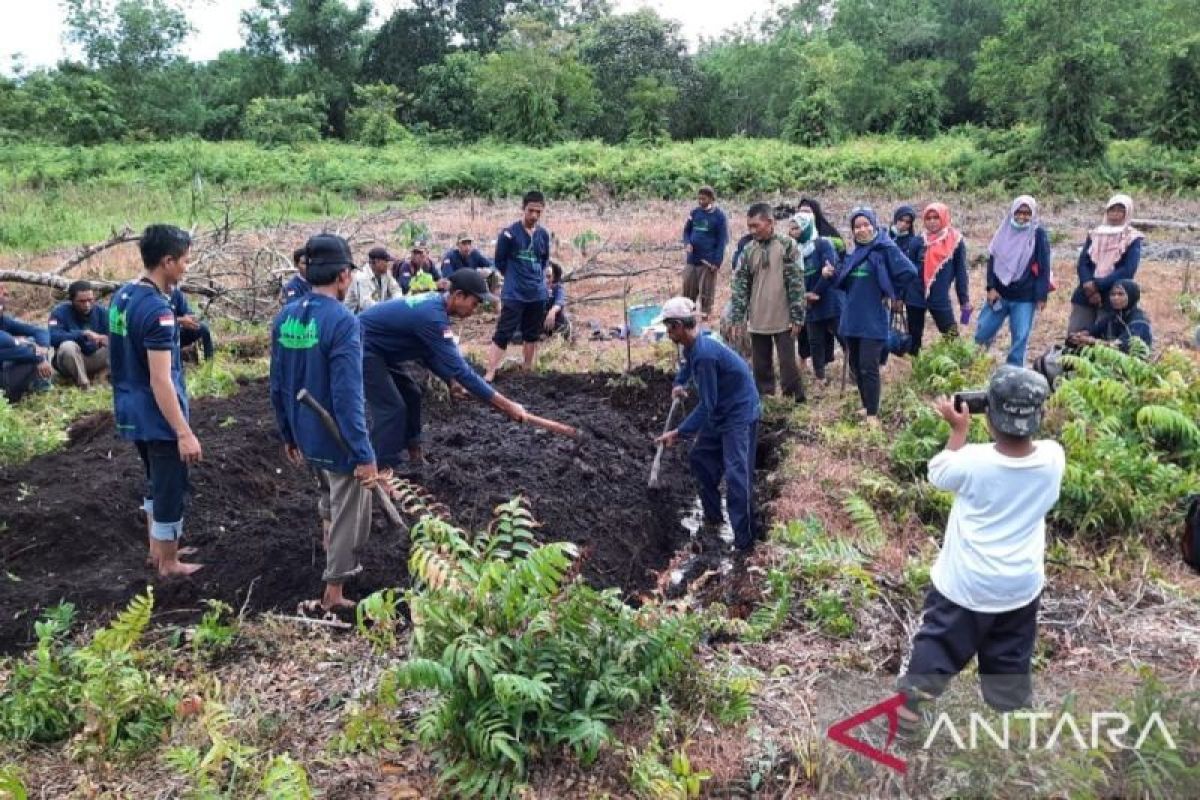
left=0, top=367, right=758, bottom=652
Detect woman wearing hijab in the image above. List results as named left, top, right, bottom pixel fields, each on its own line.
left=797, top=196, right=846, bottom=259
left=890, top=205, right=919, bottom=259
left=975, top=196, right=1052, bottom=366
left=1068, top=194, right=1145, bottom=334
left=1067, top=279, right=1152, bottom=354
left=821, top=207, right=917, bottom=422
left=790, top=208, right=842, bottom=382
left=904, top=203, right=970, bottom=356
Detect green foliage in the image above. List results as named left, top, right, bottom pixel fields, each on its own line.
left=626, top=701, right=712, bottom=799
left=0, top=591, right=175, bottom=759
left=347, top=83, right=409, bottom=147
left=841, top=493, right=884, bottom=552
left=1035, top=39, right=1114, bottom=164
left=474, top=47, right=599, bottom=145
left=260, top=754, right=313, bottom=800
left=0, top=384, right=112, bottom=464
left=163, top=686, right=263, bottom=798
left=0, top=765, right=28, bottom=800
left=190, top=600, right=237, bottom=660
left=373, top=492, right=704, bottom=798
left=1049, top=346, right=1200, bottom=539
left=742, top=570, right=793, bottom=643
left=356, top=588, right=402, bottom=653
left=243, top=94, right=323, bottom=146
left=1152, top=36, right=1200, bottom=149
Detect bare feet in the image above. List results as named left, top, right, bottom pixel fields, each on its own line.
left=156, top=542, right=203, bottom=577
left=159, top=560, right=204, bottom=578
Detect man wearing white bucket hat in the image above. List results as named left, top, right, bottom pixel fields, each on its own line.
left=654, top=297, right=763, bottom=554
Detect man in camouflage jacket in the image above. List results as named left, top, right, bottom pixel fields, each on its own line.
left=730, top=202, right=807, bottom=402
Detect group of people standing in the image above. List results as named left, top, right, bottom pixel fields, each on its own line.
left=682, top=189, right=1156, bottom=423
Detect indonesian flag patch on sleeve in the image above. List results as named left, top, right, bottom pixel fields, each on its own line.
left=158, top=313, right=176, bottom=327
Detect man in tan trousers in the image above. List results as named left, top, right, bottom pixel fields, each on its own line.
left=48, top=281, right=110, bottom=388
left=729, top=203, right=807, bottom=403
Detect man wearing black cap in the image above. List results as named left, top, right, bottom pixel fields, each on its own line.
left=359, top=269, right=526, bottom=472
left=270, top=233, right=382, bottom=613
left=345, top=246, right=403, bottom=314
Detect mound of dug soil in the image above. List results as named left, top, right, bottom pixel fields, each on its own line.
left=0, top=368, right=712, bottom=652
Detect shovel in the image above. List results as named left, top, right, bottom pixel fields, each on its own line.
left=647, top=395, right=683, bottom=489
left=296, top=389, right=407, bottom=533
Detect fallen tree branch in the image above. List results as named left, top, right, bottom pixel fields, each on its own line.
left=52, top=227, right=139, bottom=276
left=0, top=269, right=223, bottom=298
left=1132, top=218, right=1200, bottom=232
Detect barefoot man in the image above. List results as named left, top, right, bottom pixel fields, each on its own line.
left=270, top=233, right=382, bottom=613
left=109, top=224, right=202, bottom=577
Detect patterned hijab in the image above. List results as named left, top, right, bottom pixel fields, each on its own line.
left=1088, top=194, right=1144, bottom=279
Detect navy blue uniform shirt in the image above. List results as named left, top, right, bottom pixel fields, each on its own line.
left=359, top=294, right=496, bottom=402
left=269, top=292, right=374, bottom=474
left=683, top=206, right=730, bottom=267
left=109, top=280, right=187, bottom=441
left=675, top=332, right=761, bottom=436
left=495, top=221, right=550, bottom=303
left=440, top=248, right=492, bottom=277
left=48, top=301, right=108, bottom=353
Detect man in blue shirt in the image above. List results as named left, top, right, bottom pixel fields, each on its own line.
left=655, top=297, right=763, bottom=554
left=109, top=224, right=202, bottom=578
left=392, top=242, right=442, bottom=294
left=48, top=280, right=110, bottom=388
left=0, top=286, right=53, bottom=403
left=485, top=190, right=551, bottom=383
left=440, top=233, right=493, bottom=279
left=281, top=247, right=311, bottom=304
left=170, top=288, right=214, bottom=361
left=682, top=186, right=730, bottom=321
left=359, top=269, right=527, bottom=473
left=270, top=233, right=381, bottom=613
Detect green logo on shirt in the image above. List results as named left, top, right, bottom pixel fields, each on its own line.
left=279, top=316, right=319, bottom=349
left=108, top=304, right=128, bottom=336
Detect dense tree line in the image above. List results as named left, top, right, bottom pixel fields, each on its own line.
left=2, top=0, right=1200, bottom=163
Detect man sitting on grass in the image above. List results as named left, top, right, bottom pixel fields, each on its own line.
left=897, top=365, right=1064, bottom=728
left=0, top=286, right=53, bottom=403
left=48, top=280, right=109, bottom=388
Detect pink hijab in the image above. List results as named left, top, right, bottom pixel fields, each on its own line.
left=1088, top=194, right=1144, bottom=279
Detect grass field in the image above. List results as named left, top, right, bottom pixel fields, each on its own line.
left=3, top=135, right=1200, bottom=256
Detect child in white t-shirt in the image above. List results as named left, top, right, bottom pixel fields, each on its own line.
left=898, top=365, right=1065, bottom=723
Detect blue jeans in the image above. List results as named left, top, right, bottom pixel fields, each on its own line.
left=974, top=298, right=1035, bottom=366
left=688, top=421, right=758, bottom=550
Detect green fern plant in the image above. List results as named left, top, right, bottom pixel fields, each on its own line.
left=355, top=588, right=401, bottom=653
left=260, top=754, right=313, bottom=800
left=368, top=496, right=704, bottom=799
left=842, top=492, right=885, bottom=552
left=0, top=591, right=175, bottom=760
left=0, top=765, right=28, bottom=800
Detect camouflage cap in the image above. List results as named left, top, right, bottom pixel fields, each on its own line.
left=986, top=365, right=1050, bottom=437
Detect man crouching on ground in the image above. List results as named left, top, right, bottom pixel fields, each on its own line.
left=897, top=366, right=1064, bottom=729
left=110, top=224, right=202, bottom=577
left=269, top=233, right=382, bottom=613
left=655, top=297, right=762, bottom=555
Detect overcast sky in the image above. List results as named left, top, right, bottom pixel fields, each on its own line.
left=0, top=0, right=761, bottom=74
